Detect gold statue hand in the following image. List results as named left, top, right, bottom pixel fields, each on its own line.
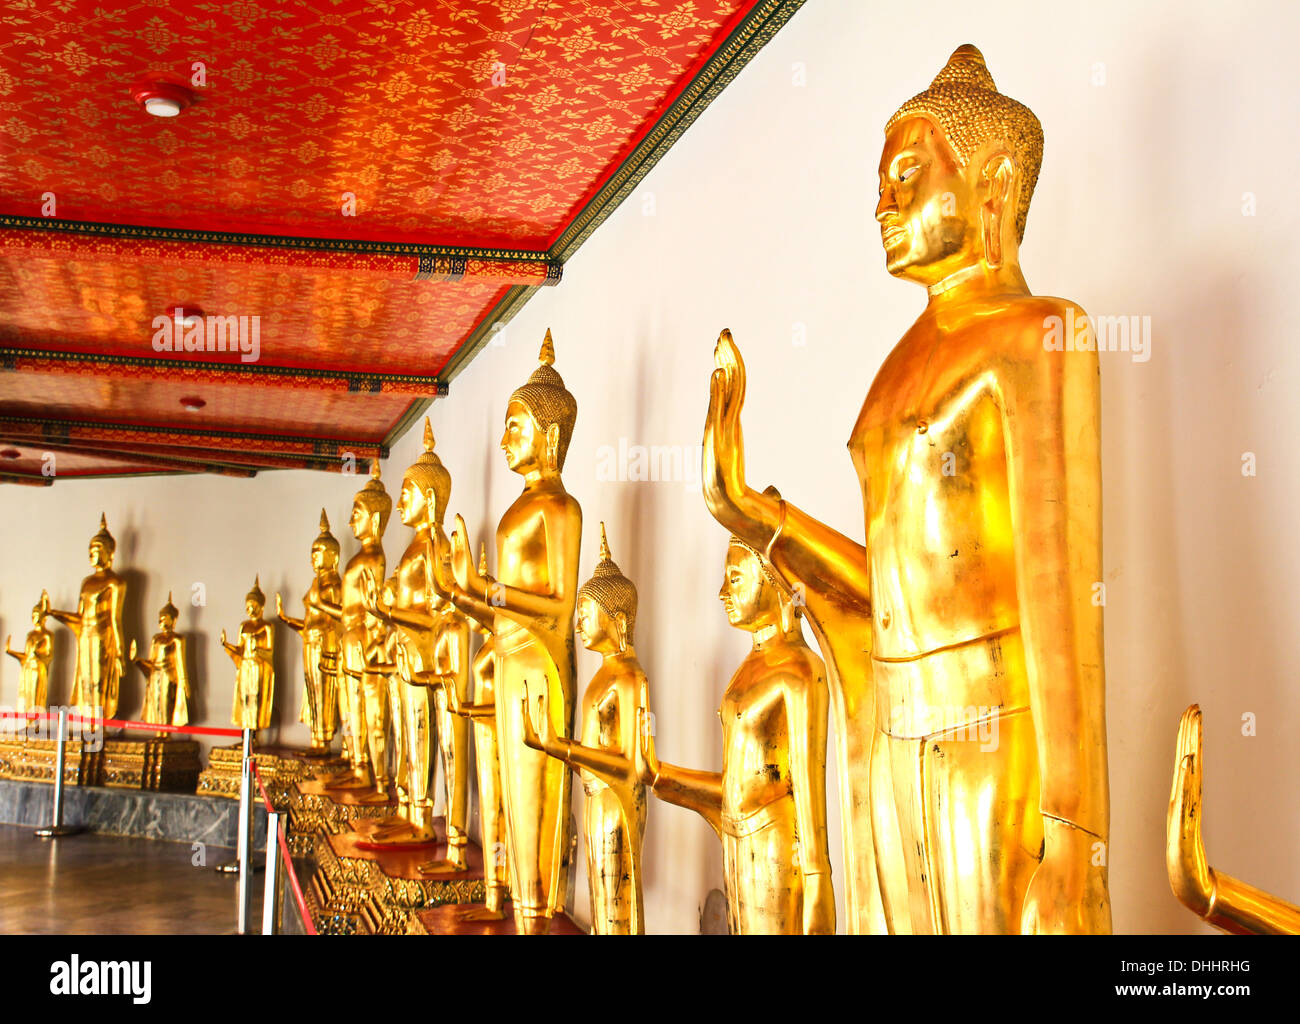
left=128, top=638, right=137, bottom=661
left=634, top=707, right=660, bottom=787
left=3, top=635, right=17, bottom=659
left=521, top=694, right=560, bottom=757
left=359, top=568, right=380, bottom=614
left=1167, top=704, right=1213, bottom=917
left=702, top=330, right=778, bottom=546
left=520, top=695, right=544, bottom=751
left=449, top=514, right=484, bottom=595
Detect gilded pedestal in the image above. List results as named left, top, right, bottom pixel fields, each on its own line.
left=0, top=731, right=101, bottom=785
left=308, top=818, right=485, bottom=935
left=196, top=743, right=316, bottom=805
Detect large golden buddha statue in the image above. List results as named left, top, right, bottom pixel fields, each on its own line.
left=523, top=524, right=649, bottom=934
left=6, top=594, right=53, bottom=715
left=47, top=514, right=127, bottom=718
left=129, top=593, right=191, bottom=734
left=1167, top=705, right=1300, bottom=934
left=636, top=536, right=833, bottom=934
left=445, top=330, right=581, bottom=935
left=221, top=578, right=275, bottom=735
left=277, top=511, right=343, bottom=754
left=703, top=44, right=1110, bottom=933
left=316, top=461, right=392, bottom=795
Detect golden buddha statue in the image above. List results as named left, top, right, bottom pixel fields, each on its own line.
left=5, top=592, right=53, bottom=715
left=46, top=514, right=127, bottom=718
left=316, top=461, right=391, bottom=796
left=276, top=510, right=343, bottom=754
left=1167, top=705, right=1300, bottom=934
left=702, top=44, right=1111, bottom=934
left=359, top=420, right=454, bottom=846
left=428, top=542, right=511, bottom=916
left=443, top=330, right=581, bottom=935
left=221, top=577, right=275, bottom=734
left=128, top=593, right=191, bottom=734
left=522, top=523, right=649, bottom=935
left=634, top=536, right=833, bottom=934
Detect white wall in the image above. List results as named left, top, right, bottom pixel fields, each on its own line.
left=4, top=0, right=1299, bottom=934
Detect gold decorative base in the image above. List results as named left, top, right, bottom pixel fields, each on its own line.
left=307, top=818, right=486, bottom=935
left=406, top=903, right=584, bottom=935
left=285, top=779, right=399, bottom=856
left=101, top=735, right=201, bottom=791
left=0, top=730, right=101, bottom=785
left=196, top=743, right=317, bottom=805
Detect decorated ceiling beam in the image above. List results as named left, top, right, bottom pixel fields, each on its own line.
left=0, top=439, right=255, bottom=478
left=1, top=437, right=379, bottom=476
left=0, top=219, right=562, bottom=287
left=0, top=416, right=386, bottom=461
left=0, top=346, right=449, bottom=396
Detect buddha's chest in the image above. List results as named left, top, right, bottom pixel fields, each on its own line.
left=849, top=326, right=1007, bottom=522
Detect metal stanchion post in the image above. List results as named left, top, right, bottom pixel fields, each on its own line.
left=35, top=707, right=86, bottom=839
left=216, top=728, right=252, bottom=876
left=262, top=810, right=283, bottom=935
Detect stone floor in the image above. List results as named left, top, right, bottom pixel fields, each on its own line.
left=0, top=824, right=262, bottom=934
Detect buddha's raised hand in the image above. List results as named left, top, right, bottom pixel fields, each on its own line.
left=634, top=707, right=660, bottom=787
left=449, top=514, right=479, bottom=593
left=520, top=695, right=551, bottom=753
left=1167, top=704, right=1213, bottom=917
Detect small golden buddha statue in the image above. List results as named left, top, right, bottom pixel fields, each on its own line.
left=427, top=542, right=511, bottom=916
left=1167, top=705, right=1300, bottom=934
left=444, top=330, right=581, bottom=935
left=316, top=461, right=392, bottom=796
left=635, top=537, right=833, bottom=934
left=5, top=592, right=53, bottom=716
left=277, top=510, right=343, bottom=754
left=360, top=420, right=454, bottom=846
left=221, top=577, right=275, bottom=735
left=523, top=523, right=649, bottom=934
left=46, top=514, right=127, bottom=718
left=702, top=44, right=1111, bottom=934
left=128, top=593, right=191, bottom=735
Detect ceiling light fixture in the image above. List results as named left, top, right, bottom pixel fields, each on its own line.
left=0, top=448, right=21, bottom=460
left=171, top=305, right=205, bottom=330
left=131, top=79, right=196, bottom=118
left=180, top=397, right=206, bottom=411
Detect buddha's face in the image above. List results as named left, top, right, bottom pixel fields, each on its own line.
left=876, top=115, right=978, bottom=284
left=718, top=544, right=777, bottom=632
left=400, top=478, right=432, bottom=526
left=501, top=399, right=543, bottom=474
left=246, top=598, right=262, bottom=619
left=158, top=612, right=175, bottom=633
left=576, top=594, right=618, bottom=653
left=31, top=606, right=42, bottom=626
left=310, top=543, right=330, bottom=573
left=350, top=499, right=374, bottom=542
left=88, top=540, right=111, bottom=569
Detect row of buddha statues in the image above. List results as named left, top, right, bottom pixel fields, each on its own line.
left=3, top=516, right=274, bottom=736
left=9, top=44, right=1296, bottom=936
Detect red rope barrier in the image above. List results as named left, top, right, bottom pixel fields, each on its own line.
left=0, top=709, right=242, bottom=738
left=250, top=759, right=317, bottom=935
left=249, top=760, right=274, bottom=813
left=278, top=824, right=317, bottom=936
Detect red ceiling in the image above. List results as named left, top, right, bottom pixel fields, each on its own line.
left=0, top=0, right=750, bottom=246
left=0, top=0, right=796, bottom=481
